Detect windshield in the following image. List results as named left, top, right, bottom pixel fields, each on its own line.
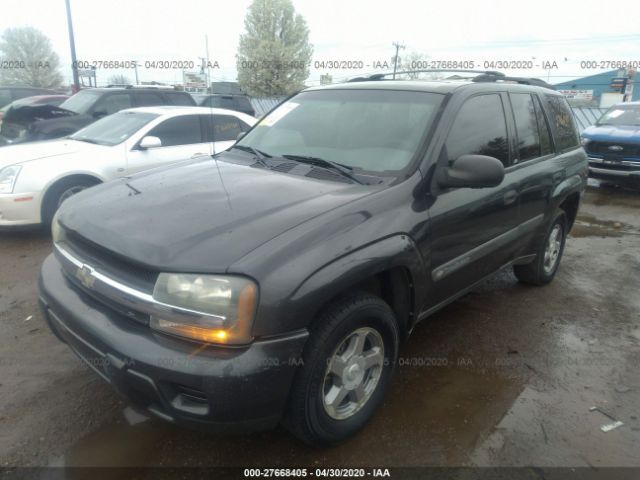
left=237, top=89, right=444, bottom=174
left=59, top=90, right=101, bottom=114
left=70, top=111, right=159, bottom=146
left=597, top=104, right=640, bottom=127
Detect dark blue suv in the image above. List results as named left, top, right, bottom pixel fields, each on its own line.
left=582, top=102, right=640, bottom=187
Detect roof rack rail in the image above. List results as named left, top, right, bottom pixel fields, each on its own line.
left=347, top=69, right=555, bottom=90
left=126, top=84, right=176, bottom=90
left=104, top=84, right=176, bottom=90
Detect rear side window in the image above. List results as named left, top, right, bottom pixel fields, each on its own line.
left=135, top=92, right=165, bottom=107
left=146, top=115, right=202, bottom=146
left=94, top=93, right=132, bottom=115
left=236, top=97, right=252, bottom=109
left=220, top=97, right=235, bottom=109
left=545, top=95, right=579, bottom=151
left=534, top=95, right=553, bottom=156
left=205, top=97, right=223, bottom=108
left=445, top=94, right=510, bottom=167
left=510, top=93, right=540, bottom=163
left=166, top=93, right=195, bottom=106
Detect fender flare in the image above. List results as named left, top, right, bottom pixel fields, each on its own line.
left=551, top=174, right=583, bottom=202
left=287, top=234, right=429, bottom=332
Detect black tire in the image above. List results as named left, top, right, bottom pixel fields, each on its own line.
left=41, top=177, right=99, bottom=227
left=284, top=292, right=399, bottom=446
left=514, top=209, right=567, bottom=285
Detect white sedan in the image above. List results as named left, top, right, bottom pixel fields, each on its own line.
left=0, top=106, right=255, bottom=229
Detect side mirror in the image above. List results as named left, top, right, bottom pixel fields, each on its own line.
left=437, top=154, right=505, bottom=189
left=236, top=132, right=246, bottom=141
left=139, top=136, right=162, bottom=150
left=92, top=110, right=107, bottom=119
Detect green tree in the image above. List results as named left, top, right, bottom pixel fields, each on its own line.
left=237, top=0, right=313, bottom=96
left=0, top=27, right=63, bottom=88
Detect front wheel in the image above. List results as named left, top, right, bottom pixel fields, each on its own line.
left=284, top=293, right=399, bottom=446
left=514, top=210, right=567, bottom=285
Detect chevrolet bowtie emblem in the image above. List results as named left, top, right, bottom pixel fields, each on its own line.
left=608, top=145, right=624, bottom=152
left=76, top=264, right=96, bottom=289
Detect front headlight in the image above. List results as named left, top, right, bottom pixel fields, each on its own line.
left=580, top=137, right=590, bottom=147
left=0, top=165, right=21, bottom=194
left=150, top=273, right=258, bottom=345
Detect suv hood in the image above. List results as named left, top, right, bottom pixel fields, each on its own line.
left=0, top=138, right=102, bottom=169
left=59, top=154, right=378, bottom=272
left=583, top=124, right=640, bottom=142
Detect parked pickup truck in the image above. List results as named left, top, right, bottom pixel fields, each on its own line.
left=39, top=71, right=588, bottom=445
left=582, top=101, right=640, bottom=187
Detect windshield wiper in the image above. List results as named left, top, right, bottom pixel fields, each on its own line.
left=231, top=145, right=272, bottom=167
left=280, top=154, right=364, bottom=185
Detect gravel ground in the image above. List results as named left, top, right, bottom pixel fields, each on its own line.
left=0, top=182, right=639, bottom=469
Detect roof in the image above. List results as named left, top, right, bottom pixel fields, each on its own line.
left=305, top=79, right=560, bottom=95
left=118, top=106, right=257, bottom=123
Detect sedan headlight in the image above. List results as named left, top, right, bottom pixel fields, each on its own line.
left=150, top=273, right=258, bottom=345
left=580, top=137, right=590, bottom=147
left=0, top=165, right=21, bottom=194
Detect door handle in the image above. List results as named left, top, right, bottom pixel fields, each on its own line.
left=191, top=152, right=209, bottom=158
left=503, top=190, right=518, bottom=205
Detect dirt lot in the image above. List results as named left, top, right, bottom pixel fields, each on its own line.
left=0, top=182, right=639, bottom=469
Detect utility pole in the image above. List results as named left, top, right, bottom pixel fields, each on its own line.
left=64, top=0, right=80, bottom=92
left=205, top=35, right=211, bottom=93
left=392, top=42, right=405, bottom=80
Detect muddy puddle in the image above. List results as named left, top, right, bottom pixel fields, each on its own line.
left=571, top=214, right=636, bottom=238
left=49, top=366, right=524, bottom=469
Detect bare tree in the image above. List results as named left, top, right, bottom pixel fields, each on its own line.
left=397, top=51, right=434, bottom=79
left=108, top=74, right=132, bottom=85
left=0, top=27, right=63, bottom=88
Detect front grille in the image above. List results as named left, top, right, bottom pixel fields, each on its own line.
left=589, top=161, right=640, bottom=172
left=65, top=230, right=158, bottom=291
left=59, top=230, right=158, bottom=325
left=587, top=141, right=640, bottom=158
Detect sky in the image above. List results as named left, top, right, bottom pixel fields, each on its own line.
left=1, top=0, right=640, bottom=87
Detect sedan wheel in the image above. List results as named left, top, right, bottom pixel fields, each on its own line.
left=57, top=185, right=88, bottom=209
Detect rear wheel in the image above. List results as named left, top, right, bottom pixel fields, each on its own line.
left=284, top=293, right=399, bottom=446
left=41, top=177, right=99, bottom=227
left=514, top=210, right=567, bottom=285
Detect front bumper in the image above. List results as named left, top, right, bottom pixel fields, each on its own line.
left=0, top=191, right=41, bottom=228
left=588, top=157, right=640, bottom=186
left=39, top=254, right=309, bottom=433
